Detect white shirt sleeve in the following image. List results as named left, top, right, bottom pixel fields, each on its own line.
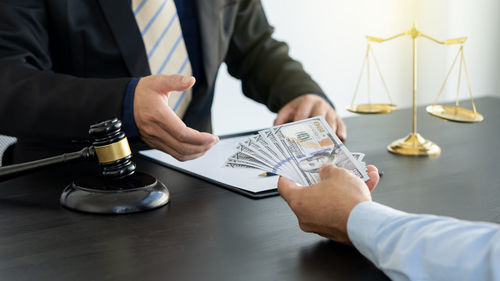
left=347, top=201, right=500, bottom=281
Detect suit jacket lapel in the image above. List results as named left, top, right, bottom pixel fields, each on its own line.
left=98, top=0, right=150, bottom=77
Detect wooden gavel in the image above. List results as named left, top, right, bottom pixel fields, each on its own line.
left=0, top=118, right=136, bottom=182
left=0, top=118, right=169, bottom=214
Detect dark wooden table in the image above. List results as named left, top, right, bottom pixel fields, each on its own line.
left=1, top=97, right=498, bottom=281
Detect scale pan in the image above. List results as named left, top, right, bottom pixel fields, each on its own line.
left=426, top=105, right=483, bottom=123
left=346, top=104, right=397, bottom=114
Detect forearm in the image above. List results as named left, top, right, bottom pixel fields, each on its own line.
left=224, top=0, right=326, bottom=112
left=0, top=60, right=130, bottom=139
left=348, top=202, right=500, bottom=281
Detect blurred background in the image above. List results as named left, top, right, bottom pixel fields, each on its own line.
left=212, top=0, right=500, bottom=135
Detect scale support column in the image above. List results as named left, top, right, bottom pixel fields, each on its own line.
left=387, top=27, right=441, bottom=156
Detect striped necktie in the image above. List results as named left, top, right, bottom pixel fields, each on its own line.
left=132, top=0, right=192, bottom=118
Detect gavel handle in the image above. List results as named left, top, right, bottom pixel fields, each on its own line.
left=0, top=147, right=95, bottom=182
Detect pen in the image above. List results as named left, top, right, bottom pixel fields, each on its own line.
left=259, top=172, right=278, bottom=177
left=259, top=171, right=383, bottom=178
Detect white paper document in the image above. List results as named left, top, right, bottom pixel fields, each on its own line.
left=139, top=134, right=278, bottom=194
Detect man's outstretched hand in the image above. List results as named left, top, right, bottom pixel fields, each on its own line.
left=278, top=164, right=380, bottom=244
left=134, top=74, right=219, bottom=161
left=274, top=94, right=347, bottom=141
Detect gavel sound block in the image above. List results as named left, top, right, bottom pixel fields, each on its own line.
left=0, top=119, right=170, bottom=214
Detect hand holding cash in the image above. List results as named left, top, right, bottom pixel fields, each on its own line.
left=225, top=117, right=369, bottom=186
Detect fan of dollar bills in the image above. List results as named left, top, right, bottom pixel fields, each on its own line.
left=225, top=117, right=369, bottom=186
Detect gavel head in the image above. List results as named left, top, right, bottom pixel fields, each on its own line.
left=89, top=119, right=136, bottom=178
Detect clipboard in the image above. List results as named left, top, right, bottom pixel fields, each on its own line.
left=138, top=130, right=279, bottom=199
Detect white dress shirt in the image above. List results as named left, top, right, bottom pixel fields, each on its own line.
left=348, top=201, right=500, bottom=281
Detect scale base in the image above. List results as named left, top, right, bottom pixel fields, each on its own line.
left=60, top=172, right=169, bottom=214
left=387, top=133, right=441, bottom=156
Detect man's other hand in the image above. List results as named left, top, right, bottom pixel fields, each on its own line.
left=274, top=94, right=347, bottom=141
left=278, top=164, right=380, bottom=244
left=134, top=74, right=218, bottom=161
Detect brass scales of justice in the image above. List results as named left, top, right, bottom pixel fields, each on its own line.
left=346, top=22, right=484, bottom=156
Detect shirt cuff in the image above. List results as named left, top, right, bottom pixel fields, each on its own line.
left=122, top=77, right=141, bottom=138
left=347, top=201, right=408, bottom=262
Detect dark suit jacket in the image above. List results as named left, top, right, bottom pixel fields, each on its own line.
left=0, top=0, right=325, bottom=162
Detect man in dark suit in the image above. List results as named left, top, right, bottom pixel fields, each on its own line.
left=0, top=0, right=345, bottom=163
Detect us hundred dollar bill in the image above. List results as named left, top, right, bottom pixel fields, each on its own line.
left=272, top=117, right=369, bottom=184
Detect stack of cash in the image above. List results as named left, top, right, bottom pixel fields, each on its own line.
left=225, top=117, right=369, bottom=186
